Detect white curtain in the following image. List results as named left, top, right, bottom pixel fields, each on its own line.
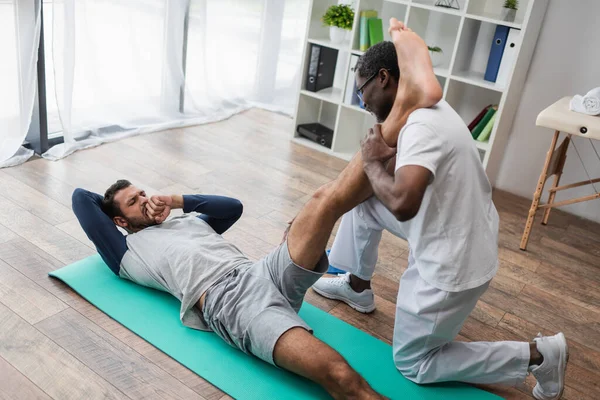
left=41, top=0, right=308, bottom=161
left=0, top=0, right=39, bottom=167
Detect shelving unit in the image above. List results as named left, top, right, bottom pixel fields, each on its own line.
left=292, top=0, right=548, bottom=183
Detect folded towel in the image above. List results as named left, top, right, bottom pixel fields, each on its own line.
left=570, top=87, right=600, bottom=115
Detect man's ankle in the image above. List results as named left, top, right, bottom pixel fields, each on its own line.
left=349, top=274, right=371, bottom=293
left=529, top=342, right=544, bottom=366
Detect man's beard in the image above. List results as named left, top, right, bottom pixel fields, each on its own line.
left=127, top=217, right=158, bottom=232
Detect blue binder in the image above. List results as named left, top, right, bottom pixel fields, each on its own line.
left=484, top=25, right=510, bottom=83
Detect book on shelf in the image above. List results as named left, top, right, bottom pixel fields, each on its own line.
left=484, top=25, right=510, bottom=83
left=471, top=105, right=497, bottom=140
left=360, top=10, right=378, bottom=51
left=368, top=18, right=384, bottom=47
left=468, top=104, right=492, bottom=131
left=496, top=28, right=522, bottom=87
left=476, top=111, right=497, bottom=142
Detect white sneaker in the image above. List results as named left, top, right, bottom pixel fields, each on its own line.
left=529, top=332, right=569, bottom=400
left=312, top=273, right=376, bottom=313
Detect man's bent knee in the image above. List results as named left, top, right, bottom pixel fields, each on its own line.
left=394, top=351, right=431, bottom=384
left=310, top=181, right=345, bottom=214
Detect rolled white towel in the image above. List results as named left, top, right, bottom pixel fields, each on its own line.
left=570, top=87, right=600, bottom=115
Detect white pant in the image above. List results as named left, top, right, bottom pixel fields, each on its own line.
left=329, top=197, right=530, bottom=385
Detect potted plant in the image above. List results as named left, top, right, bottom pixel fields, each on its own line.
left=428, top=46, right=443, bottom=67
left=502, top=0, right=518, bottom=22
left=322, top=4, right=354, bottom=44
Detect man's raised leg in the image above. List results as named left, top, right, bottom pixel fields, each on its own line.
left=287, top=20, right=442, bottom=269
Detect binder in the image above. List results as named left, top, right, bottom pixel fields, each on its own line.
left=344, top=54, right=361, bottom=106
left=484, top=25, right=509, bottom=83
left=360, top=10, right=377, bottom=51
left=468, top=104, right=492, bottom=131
left=495, top=28, right=522, bottom=88
left=476, top=112, right=497, bottom=142
left=368, top=18, right=384, bottom=47
left=471, top=106, right=496, bottom=139
left=305, top=44, right=338, bottom=92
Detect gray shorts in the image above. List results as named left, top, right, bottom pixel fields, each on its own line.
left=201, top=241, right=328, bottom=365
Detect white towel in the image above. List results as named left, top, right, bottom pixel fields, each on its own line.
left=570, top=87, right=600, bottom=115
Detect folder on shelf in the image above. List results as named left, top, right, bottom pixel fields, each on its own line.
left=468, top=104, right=492, bottom=131
left=471, top=106, right=497, bottom=139
left=305, top=44, right=338, bottom=92
left=484, top=25, right=510, bottom=83
left=344, top=54, right=361, bottom=106
left=360, top=10, right=378, bottom=51
left=495, top=28, right=522, bottom=88
left=476, top=111, right=497, bottom=142
left=368, top=18, right=384, bottom=47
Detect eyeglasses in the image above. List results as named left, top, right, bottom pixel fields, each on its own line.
left=355, top=71, right=378, bottom=104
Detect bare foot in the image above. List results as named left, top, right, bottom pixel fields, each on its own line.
left=388, top=17, right=442, bottom=111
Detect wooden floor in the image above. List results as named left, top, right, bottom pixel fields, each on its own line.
left=0, top=109, right=598, bottom=399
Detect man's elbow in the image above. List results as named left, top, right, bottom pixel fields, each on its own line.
left=391, top=200, right=420, bottom=222
left=72, top=188, right=88, bottom=209
left=233, top=200, right=244, bottom=219
left=225, top=198, right=243, bottom=221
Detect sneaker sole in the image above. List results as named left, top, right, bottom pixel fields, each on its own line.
left=533, top=332, right=569, bottom=400
left=312, top=286, right=376, bottom=314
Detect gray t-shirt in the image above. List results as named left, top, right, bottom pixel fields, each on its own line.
left=118, top=214, right=253, bottom=330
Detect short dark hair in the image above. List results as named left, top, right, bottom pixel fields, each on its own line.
left=102, top=179, right=132, bottom=219
left=356, top=41, right=400, bottom=81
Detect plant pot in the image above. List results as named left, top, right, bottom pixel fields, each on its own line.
left=502, top=8, right=517, bottom=22
left=329, top=26, right=346, bottom=44
left=429, top=50, right=443, bottom=68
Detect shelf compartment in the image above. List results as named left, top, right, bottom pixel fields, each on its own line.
left=451, top=17, right=513, bottom=92
left=407, top=6, right=461, bottom=73
left=332, top=104, right=377, bottom=157
left=445, top=79, right=502, bottom=146
left=466, top=0, right=528, bottom=28
left=294, top=93, right=339, bottom=151
left=351, top=0, right=408, bottom=53
left=300, top=41, right=349, bottom=103
left=307, top=0, right=349, bottom=44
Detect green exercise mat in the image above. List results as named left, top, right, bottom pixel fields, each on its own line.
left=49, top=255, right=501, bottom=400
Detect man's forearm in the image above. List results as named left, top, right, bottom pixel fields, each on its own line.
left=363, top=161, right=398, bottom=212
left=170, top=195, right=184, bottom=209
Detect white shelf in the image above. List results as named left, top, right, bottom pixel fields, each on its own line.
left=465, top=12, right=522, bottom=30
left=451, top=70, right=505, bottom=92
left=307, top=37, right=351, bottom=52
left=341, top=103, right=371, bottom=116
left=300, top=88, right=343, bottom=104
left=434, top=67, right=449, bottom=77
left=474, top=140, right=491, bottom=151
left=293, top=0, right=548, bottom=185
left=409, top=2, right=464, bottom=17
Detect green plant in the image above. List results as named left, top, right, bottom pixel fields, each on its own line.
left=322, top=4, right=355, bottom=30
left=503, top=0, right=518, bottom=9
left=428, top=46, right=443, bottom=53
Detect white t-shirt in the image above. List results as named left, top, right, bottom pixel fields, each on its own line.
left=394, top=100, right=499, bottom=292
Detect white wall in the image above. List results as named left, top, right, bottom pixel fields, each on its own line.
left=496, top=0, right=600, bottom=223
